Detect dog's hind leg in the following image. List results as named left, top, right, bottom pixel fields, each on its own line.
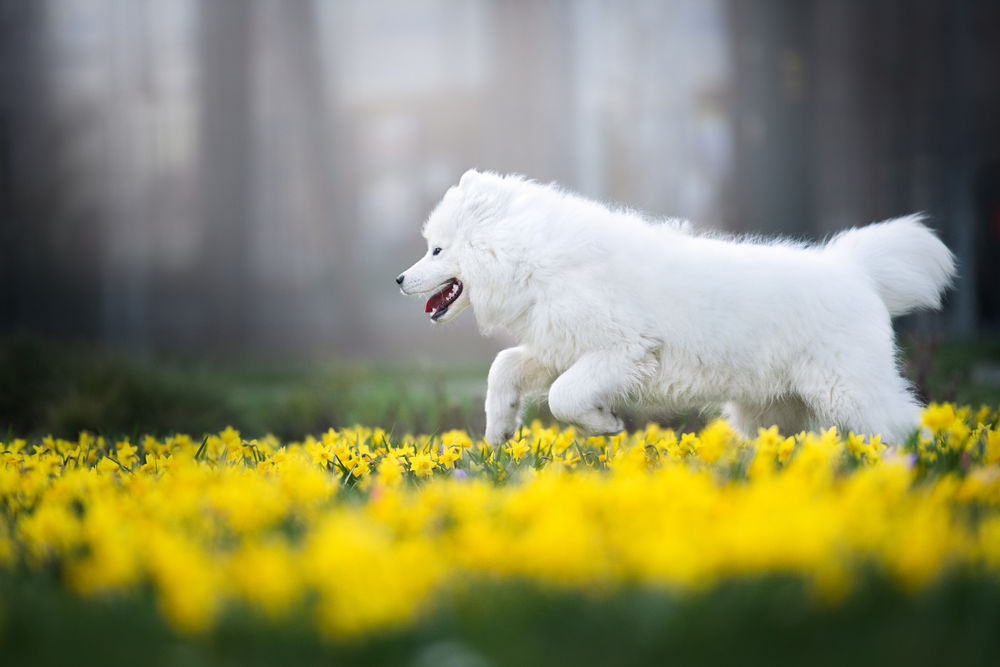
left=547, top=350, right=654, bottom=436
left=796, top=356, right=922, bottom=444
left=804, top=379, right=921, bottom=444
left=484, top=346, right=555, bottom=444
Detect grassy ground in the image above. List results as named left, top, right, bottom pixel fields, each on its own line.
left=2, top=333, right=999, bottom=666
left=1, top=333, right=998, bottom=439
left=3, top=570, right=999, bottom=667
left=900, top=334, right=1000, bottom=406
left=0, top=334, right=488, bottom=440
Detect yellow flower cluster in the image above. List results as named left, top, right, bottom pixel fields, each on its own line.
left=2, top=405, right=1000, bottom=637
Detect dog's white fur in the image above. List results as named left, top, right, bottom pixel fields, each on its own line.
left=398, top=170, right=956, bottom=444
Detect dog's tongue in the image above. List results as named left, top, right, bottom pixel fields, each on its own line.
left=425, top=284, right=450, bottom=313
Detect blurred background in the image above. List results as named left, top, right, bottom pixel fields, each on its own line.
left=1, top=0, right=998, bottom=437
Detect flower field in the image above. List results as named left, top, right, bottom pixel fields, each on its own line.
left=3, top=403, right=1000, bottom=664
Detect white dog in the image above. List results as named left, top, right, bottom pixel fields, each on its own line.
left=397, top=170, right=956, bottom=444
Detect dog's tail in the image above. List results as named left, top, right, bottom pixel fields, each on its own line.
left=824, top=213, right=956, bottom=317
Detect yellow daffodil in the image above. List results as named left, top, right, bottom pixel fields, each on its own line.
left=1, top=404, right=999, bottom=640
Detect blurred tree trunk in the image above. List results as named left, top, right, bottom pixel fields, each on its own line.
left=726, top=0, right=813, bottom=235
left=258, top=2, right=360, bottom=350
left=0, top=0, right=103, bottom=337
left=0, top=0, right=47, bottom=328
left=197, top=0, right=255, bottom=348
left=102, top=0, right=151, bottom=348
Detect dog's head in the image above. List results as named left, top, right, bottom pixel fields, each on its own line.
left=398, top=171, right=696, bottom=332
left=396, top=169, right=511, bottom=324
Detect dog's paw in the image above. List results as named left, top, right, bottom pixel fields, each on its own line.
left=485, top=428, right=515, bottom=445
left=484, top=416, right=520, bottom=445
left=574, top=406, right=624, bottom=437
left=606, top=414, right=625, bottom=435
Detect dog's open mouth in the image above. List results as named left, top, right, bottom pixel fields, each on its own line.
left=424, top=279, right=463, bottom=321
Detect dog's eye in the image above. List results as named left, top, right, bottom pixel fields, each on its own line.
left=432, top=247, right=442, bottom=256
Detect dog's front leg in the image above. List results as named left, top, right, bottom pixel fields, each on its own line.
left=484, top=346, right=552, bottom=444
left=548, top=350, right=651, bottom=436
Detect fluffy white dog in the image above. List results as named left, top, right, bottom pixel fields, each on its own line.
left=397, top=170, right=956, bottom=444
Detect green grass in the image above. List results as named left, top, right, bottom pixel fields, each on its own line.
left=901, top=334, right=1000, bottom=406
left=0, top=334, right=488, bottom=440
left=2, top=333, right=997, bottom=440
left=3, top=569, right=999, bottom=667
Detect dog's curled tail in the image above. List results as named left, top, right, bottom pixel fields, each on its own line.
left=825, top=213, right=956, bottom=317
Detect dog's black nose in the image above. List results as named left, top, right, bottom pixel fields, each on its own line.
left=395, top=274, right=405, bottom=285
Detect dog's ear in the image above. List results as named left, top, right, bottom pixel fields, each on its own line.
left=459, top=169, right=481, bottom=189
left=459, top=169, right=505, bottom=199
left=459, top=176, right=510, bottom=226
